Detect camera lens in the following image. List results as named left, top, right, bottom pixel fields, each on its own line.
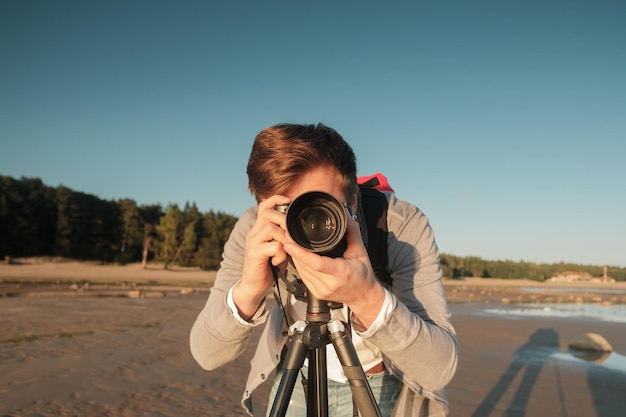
left=284, top=191, right=347, bottom=257
left=297, top=206, right=339, bottom=246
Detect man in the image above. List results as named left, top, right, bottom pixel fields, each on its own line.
left=190, top=123, right=458, bottom=416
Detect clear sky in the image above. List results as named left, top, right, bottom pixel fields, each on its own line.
left=1, top=1, right=625, bottom=267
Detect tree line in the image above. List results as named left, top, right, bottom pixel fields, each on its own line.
left=1, top=175, right=624, bottom=280
left=0, top=175, right=237, bottom=269
left=440, top=254, right=625, bottom=282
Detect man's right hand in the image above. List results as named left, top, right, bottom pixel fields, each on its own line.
left=232, top=195, right=291, bottom=320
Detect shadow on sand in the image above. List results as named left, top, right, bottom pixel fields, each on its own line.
left=470, top=328, right=626, bottom=417
left=471, top=328, right=560, bottom=417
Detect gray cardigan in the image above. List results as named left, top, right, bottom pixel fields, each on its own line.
left=190, top=191, right=458, bottom=416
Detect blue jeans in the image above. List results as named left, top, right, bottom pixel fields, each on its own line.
left=267, top=367, right=402, bottom=417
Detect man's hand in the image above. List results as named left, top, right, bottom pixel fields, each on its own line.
left=283, top=213, right=386, bottom=330
left=233, top=195, right=290, bottom=320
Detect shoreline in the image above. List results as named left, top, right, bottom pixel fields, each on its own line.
left=1, top=261, right=625, bottom=305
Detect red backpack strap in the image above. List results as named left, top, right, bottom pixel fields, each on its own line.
left=357, top=172, right=395, bottom=193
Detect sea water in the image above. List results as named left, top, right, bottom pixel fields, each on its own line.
left=521, top=286, right=626, bottom=295
left=483, top=303, right=626, bottom=323
left=550, top=350, right=626, bottom=373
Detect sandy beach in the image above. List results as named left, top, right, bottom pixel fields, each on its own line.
left=1, top=260, right=625, bottom=416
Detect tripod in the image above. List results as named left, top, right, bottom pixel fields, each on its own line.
left=268, top=291, right=382, bottom=417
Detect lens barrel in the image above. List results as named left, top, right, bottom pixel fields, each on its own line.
left=283, top=191, right=347, bottom=258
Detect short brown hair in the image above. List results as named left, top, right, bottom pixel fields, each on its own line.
left=246, top=123, right=357, bottom=202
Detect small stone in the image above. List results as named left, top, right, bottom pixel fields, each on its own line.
left=142, top=291, right=165, bottom=298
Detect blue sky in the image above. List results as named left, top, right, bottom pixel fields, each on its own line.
left=2, top=1, right=625, bottom=267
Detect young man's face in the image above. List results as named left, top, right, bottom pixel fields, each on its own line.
left=285, top=165, right=356, bottom=210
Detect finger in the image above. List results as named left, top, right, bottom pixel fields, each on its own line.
left=255, top=195, right=291, bottom=234
left=285, top=244, right=342, bottom=291
left=258, top=194, right=291, bottom=209
left=258, top=195, right=291, bottom=219
left=270, top=246, right=289, bottom=266
left=342, top=215, right=367, bottom=259
left=283, top=242, right=328, bottom=272
left=249, top=222, right=288, bottom=246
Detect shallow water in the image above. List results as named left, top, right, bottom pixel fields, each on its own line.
left=483, top=303, right=626, bottom=323
left=521, top=286, right=626, bottom=295
left=551, top=350, right=626, bottom=373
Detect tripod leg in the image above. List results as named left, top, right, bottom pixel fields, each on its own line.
left=328, top=320, right=383, bottom=417
left=269, top=326, right=309, bottom=417
left=307, top=346, right=328, bottom=417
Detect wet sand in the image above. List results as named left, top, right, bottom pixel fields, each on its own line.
left=1, top=261, right=625, bottom=416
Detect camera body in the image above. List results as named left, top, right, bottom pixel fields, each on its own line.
left=275, top=191, right=348, bottom=258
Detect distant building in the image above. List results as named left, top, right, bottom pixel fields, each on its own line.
left=548, top=271, right=593, bottom=283
left=548, top=267, right=615, bottom=284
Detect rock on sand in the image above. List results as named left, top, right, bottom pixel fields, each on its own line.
left=568, top=332, right=613, bottom=352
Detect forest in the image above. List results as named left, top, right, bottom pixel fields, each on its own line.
left=1, top=175, right=624, bottom=281
left=0, top=175, right=237, bottom=270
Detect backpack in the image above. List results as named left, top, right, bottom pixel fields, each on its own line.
left=357, top=173, right=393, bottom=287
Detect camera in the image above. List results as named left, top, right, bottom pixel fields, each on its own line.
left=275, top=191, right=348, bottom=258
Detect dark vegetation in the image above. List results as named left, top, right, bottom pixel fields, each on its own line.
left=1, top=175, right=236, bottom=270
left=440, top=255, right=624, bottom=282
left=1, top=175, right=624, bottom=281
